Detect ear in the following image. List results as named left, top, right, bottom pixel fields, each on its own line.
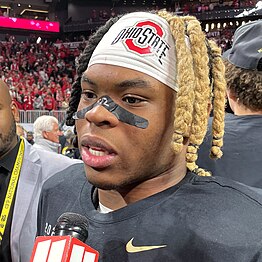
left=11, top=101, right=20, bottom=123
left=226, top=89, right=237, bottom=102
left=42, top=131, right=48, bottom=139
left=226, top=89, right=237, bottom=113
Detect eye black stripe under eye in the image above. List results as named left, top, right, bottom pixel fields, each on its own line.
left=73, top=95, right=149, bottom=129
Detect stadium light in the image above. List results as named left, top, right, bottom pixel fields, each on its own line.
left=36, top=37, right=41, bottom=44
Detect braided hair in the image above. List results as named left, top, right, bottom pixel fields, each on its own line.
left=66, top=10, right=227, bottom=176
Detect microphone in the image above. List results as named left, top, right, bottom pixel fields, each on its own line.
left=53, top=212, right=89, bottom=242
left=30, top=212, right=99, bottom=262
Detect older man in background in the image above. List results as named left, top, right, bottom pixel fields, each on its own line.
left=33, top=115, right=63, bottom=153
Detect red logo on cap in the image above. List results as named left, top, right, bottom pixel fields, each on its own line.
left=111, top=20, right=170, bottom=64
left=124, top=21, right=163, bottom=55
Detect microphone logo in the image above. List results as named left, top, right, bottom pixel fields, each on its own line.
left=31, top=213, right=99, bottom=262
left=31, top=236, right=99, bottom=262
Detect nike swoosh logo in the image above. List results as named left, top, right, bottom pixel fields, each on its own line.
left=126, top=237, right=167, bottom=253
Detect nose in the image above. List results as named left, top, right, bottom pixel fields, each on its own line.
left=85, top=105, right=120, bottom=127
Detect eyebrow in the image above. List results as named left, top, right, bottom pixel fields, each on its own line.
left=81, top=75, right=152, bottom=91
left=115, top=79, right=151, bottom=90
left=81, top=75, right=97, bottom=87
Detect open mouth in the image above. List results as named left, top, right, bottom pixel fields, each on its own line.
left=80, top=137, right=117, bottom=168
left=88, top=147, right=110, bottom=157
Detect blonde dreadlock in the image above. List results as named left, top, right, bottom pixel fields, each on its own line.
left=158, top=10, right=226, bottom=176
left=208, top=40, right=226, bottom=160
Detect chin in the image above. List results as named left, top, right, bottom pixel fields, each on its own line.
left=87, top=177, right=118, bottom=190
left=86, top=172, right=124, bottom=191
left=84, top=166, right=135, bottom=191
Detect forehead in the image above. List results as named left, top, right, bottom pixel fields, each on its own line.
left=85, top=63, right=148, bottom=77
left=52, top=122, right=59, bottom=128
left=82, top=64, right=166, bottom=92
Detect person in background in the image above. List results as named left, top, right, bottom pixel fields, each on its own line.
left=43, top=92, right=56, bottom=111
left=198, top=20, right=262, bottom=188
left=58, top=132, right=67, bottom=153
left=37, top=11, right=262, bottom=261
left=62, top=134, right=81, bottom=159
left=32, top=115, right=63, bottom=153
left=60, top=122, right=81, bottom=159
left=33, top=93, right=43, bottom=110
left=26, top=131, right=34, bottom=145
left=0, top=80, right=82, bottom=262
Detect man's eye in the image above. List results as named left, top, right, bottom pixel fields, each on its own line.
left=123, top=96, right=143, bottom=104
left=81, top=91, right=97, bottom=100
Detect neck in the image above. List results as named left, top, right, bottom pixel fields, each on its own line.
left=34, top=137, right=61, bottom=153
left=234, top=106, right=262, bottom=116
left=98, top=153, right=187, bottom=210
left=98, top=190, right=127, bottom=210
left=230, top=98, right=262, bottom=115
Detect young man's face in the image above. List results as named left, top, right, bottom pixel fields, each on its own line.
left=76, top=64, right=177, bottom=190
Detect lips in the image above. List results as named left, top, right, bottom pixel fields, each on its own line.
left=80, top=136, right=117, bottom=169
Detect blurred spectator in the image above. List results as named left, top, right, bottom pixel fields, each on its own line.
left=33, top=115, right=63, bottom=153
left=33, top=93, right=44, bottom=110
left=55, top=86, right=65, bottom=110
left=26, top=131, right=34, bottom=145
left=61, top=135, right=81, bottom=159
left=60, top=124, right=81, bottom=160
left=22, top=90, right=34, bottom=110
left=43, top=92, right=56, bottom=111
left=59, top=121, right=74, bottom=151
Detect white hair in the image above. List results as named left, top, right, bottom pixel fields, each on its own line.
left=33, top=115, right=59, bottom=139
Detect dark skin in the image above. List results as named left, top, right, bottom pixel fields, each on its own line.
left=0, top=80, right=20, bottom=159
left=76, top=64, right=189, bottom=208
